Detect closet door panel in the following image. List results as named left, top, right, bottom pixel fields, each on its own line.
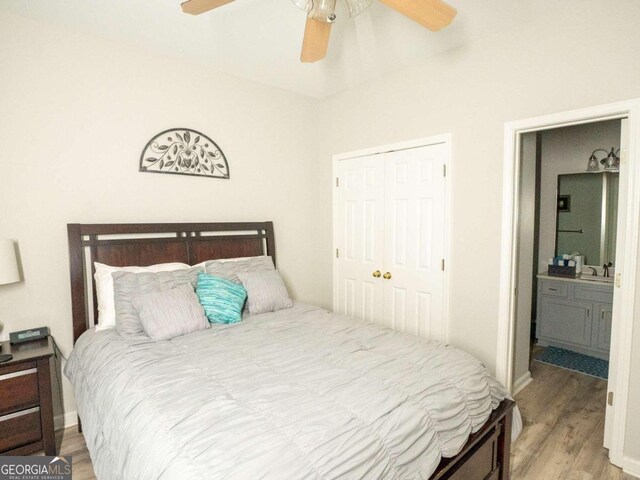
left=382, top=144, right=447, bottom=341
left=334, top=155, right=385, bottom=325
left=389, top=286, right=407, bottom=331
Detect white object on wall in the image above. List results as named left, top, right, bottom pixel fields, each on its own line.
left=0, top=239, right=20, bottom=286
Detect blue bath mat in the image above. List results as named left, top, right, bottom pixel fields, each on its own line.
left=534, top=347, right=608, bottom=380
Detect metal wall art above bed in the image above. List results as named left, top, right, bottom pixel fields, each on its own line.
left=139, top=128, right=230, bottom=179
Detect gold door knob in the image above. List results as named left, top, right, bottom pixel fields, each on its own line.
left=383, top=272, right=392, bottom=280
left=372, top=270, right=382, bottom=278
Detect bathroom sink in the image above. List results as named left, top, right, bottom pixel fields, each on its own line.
left=579, top=274, right=615, bottom=283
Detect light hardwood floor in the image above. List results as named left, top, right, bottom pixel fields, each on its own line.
left=512, top=360, right=635, bottom=480
left=41, top=360, right=635, bottom=480
left=44, top=426, right=97, bottom=479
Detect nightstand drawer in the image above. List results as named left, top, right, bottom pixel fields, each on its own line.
left=0, top=367, right=39, bottom=416
left=0, top=407, right=42, bottom=452
left=0, top=338, right=56, bottom=456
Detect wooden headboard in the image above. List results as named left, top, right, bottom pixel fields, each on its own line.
left=67, top=222, right=275, bottom=343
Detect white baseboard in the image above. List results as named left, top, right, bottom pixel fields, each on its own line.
left=623, top=456, right=640, bottom=478
left=513, top=371, right=533, bottom=396
left=54, top=411, right=78, bottom=431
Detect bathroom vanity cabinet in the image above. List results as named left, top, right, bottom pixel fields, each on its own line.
left=536, top=275, right=613, bottom=360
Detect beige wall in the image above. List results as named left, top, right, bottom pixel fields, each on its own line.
left=317, top=0, right=640, bottom=462
left=0, top=11, right=324, bottom=423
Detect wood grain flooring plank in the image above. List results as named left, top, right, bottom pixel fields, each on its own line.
left=513, top=361, right=632, bottom=480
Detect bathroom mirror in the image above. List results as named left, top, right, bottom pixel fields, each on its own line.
left=555, top=172, right=619, bottom=266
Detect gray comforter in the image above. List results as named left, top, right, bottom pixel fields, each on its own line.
left=65, top=303, right=521, bottom=480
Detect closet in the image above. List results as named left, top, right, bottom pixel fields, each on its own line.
left=333, top=142, right=449, bottom=342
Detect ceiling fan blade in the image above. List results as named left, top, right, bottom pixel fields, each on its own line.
left=301, top=18, right=332, bottom=63
left=181, top=0, right=235, bottom=15
left=378, top=0, right=456, bottom=31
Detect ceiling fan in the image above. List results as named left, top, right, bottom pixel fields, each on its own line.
left=181, top=0, right=457, bottom=63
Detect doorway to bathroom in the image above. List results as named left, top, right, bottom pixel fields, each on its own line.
left=512, top=119, right=623, bottom=454
left=513, top=119, right=621, bottom=397
left=496, top=99, right=640, bottom=473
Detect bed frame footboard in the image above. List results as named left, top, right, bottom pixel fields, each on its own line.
left=431, top=399, right=515, bottom=480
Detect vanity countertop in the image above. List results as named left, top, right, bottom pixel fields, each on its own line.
left=537, top=272, right=614, bottom=288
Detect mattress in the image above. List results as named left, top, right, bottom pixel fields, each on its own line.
left=65, top=303, right=521, bottom=480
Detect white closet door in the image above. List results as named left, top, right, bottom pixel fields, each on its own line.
left=382, top=144, right=447, bottom=341
left=334, top=154, right=385, bottom=325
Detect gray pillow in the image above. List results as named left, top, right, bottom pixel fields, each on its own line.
left=113, top=267, right=201, bottom=337
left=205, top=256, right=274, bottom=284
left=132, top=284, right=209, bottom=341
left=237, top=270, right=293, bottom=315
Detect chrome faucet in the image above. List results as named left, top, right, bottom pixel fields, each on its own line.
left=588, top=267, right=598, bottom=276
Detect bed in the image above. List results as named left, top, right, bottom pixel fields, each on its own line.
left=65, top=221, right=520, bottom=480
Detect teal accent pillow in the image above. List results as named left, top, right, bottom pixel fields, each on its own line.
left=196, top=272, right=247, bottom=324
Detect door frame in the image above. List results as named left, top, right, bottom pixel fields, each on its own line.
left=332, top=133, right=453, bottom=343
left=496, top=99, right=640, bottom=469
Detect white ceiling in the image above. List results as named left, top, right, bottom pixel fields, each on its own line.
left=0, top=0, right=547, bottom=98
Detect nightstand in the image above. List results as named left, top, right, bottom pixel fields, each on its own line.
left=0, top=336, right=56, bottom=456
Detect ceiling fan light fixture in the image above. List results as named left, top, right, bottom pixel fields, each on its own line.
left=309, top=0, right=338, bottom=22
left=291, top=0, right=311, bottom=12
left=291, top=0, right=337, bottom=22
left=345, top=0, right=374, bottom=17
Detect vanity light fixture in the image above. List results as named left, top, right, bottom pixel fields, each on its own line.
left=603, top=148, right=621, bottom=172
left=586, top=147, right=620, bottom=172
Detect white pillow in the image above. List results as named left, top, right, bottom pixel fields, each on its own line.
left=94, top=262, right=193, bottom=330
left=192, top=256, right=257, bottom=270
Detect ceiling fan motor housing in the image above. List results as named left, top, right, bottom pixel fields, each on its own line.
left=309, top=0, right=337, bottom=22
left=292, top=0, right=374, bottom=20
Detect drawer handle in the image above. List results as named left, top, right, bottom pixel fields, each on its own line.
left=0, top=406, right=40, bottom=422
left=548, top=288, right=558, bottom=291
left=0, top=368, right=37, bottom=382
